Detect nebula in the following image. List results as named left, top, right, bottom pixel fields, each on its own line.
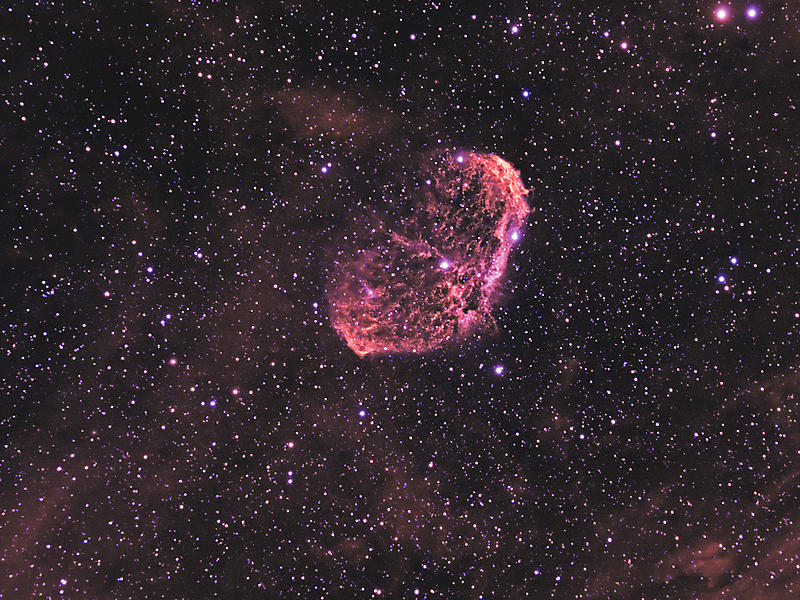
left=327, top=150, right=530, bottom=357
left=271, top=87, right=396, bottom=145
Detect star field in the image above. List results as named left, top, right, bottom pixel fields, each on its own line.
left=1, top=2, right=799, bottom=599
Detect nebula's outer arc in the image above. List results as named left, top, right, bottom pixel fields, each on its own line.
left=327, top=150, right=530, bottom=357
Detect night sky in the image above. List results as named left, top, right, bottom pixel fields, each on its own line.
left=2, top=1, right=800, bottom=598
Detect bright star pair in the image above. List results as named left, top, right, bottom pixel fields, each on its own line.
left=714, top=5, right=760, bottom=22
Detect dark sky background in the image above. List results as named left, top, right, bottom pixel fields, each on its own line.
left=2, top=1, right=799, bottom=598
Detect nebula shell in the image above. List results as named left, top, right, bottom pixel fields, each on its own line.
left=327, top=150, right=530, bottom=357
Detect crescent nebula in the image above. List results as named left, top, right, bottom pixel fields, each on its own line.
left=327, top=150, right=530, bottom=357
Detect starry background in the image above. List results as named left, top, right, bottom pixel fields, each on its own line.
left=1, top=1, right=799, bottom=598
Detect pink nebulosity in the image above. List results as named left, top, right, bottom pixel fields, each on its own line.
left=327, top=150, right=530, bottom=357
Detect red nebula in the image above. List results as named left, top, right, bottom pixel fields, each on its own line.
left=327, top=150, right=530, bottom=357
